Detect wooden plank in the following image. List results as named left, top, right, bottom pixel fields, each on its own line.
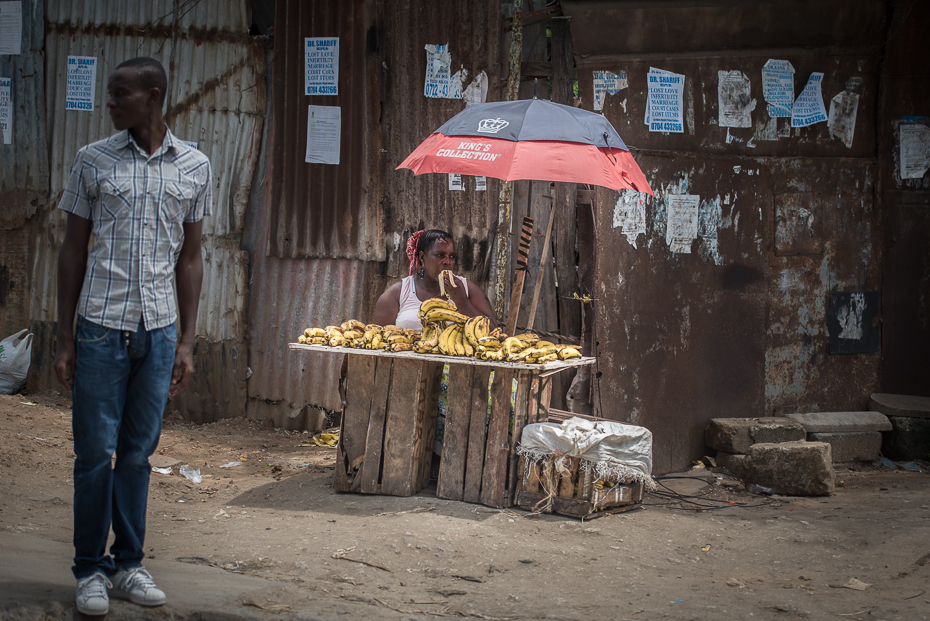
left=380, top=358, right=426, bottom=496
left=506, top=370, right=533, bottom=503
left=415, top=361, right=445, bottom=491
left=505, top=216, right=535, bottom=336
left=481, top=367, right=515, bottom=508
left=358, top=358, right=393, bottom=494
left=463, top=366, right=492, bottom=504
left=436, top=364, right=475, bottom=501
left=332, top=392, right=350, bottom=492
left=526, top=202, right=556, bottom=332
left=514, top=489, right=641, bottom=519
left=559, top=457, right=579, bottom=498
left=334, top=354, right=377, bottom=492
left=524, top=458, right=540, bottom=493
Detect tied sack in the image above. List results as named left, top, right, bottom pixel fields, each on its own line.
left=0, top=329, right=34, bottom=394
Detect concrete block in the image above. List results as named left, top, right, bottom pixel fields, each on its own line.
left=739, top=441, right=834, bottom=496
left=881, top=416, right=930, bottom=461
left=715, top=451, right=746, bottom=476
left=705, top=417, right=806, bottom=454
left=870, top=393, right=930, bottom=420
left=809, top=432, right=882, bottom=462
left=787, top=411, right=891, bottom=433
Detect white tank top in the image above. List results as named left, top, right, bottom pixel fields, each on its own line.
left=395, top=275, right=469, bottom=330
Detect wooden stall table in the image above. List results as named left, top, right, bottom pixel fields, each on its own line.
left=288, top=343, right=595, bottom=508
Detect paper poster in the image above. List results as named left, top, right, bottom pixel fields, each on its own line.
left=0, top=1, right=22, bottom=55
left=0, top=76, right=10, bottom=144
left=475, top=176, right=487, bottom=191
left=463, top=70, right=488, bottom=107
left=424, top=43, right=463, bottom=99
left=717, top=70, right=755, bottom=128
left=65, top=56, right=97, bottom=111
left=666, top=194, right=699, bottom=254
left=612, top=190, right=646, bottom=249
left=645, top=68, right=685, bottom=133
left=900, top=122, right=930, bottom=179
left=593, top=70, right=628, bottom=112
left=828, top=91, right=858, bottom=148
left=448, top=173, right=463, bottom=191
left=304, top=37, right=339, bottom=96
left=305, top=105, right=341, bottom=165
left=791, top=73, right=827, bottom=127
left=761, top=59, right=794, bottom=118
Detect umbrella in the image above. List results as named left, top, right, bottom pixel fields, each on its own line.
left=397, top=99, right=654, bottom=195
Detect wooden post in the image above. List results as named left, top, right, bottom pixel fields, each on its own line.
left=505, top=216, right=534, bottom=336
left=526, top=202, right=556, bottom=331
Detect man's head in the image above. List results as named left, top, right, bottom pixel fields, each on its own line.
left=106, top=57, right=168, bottom=132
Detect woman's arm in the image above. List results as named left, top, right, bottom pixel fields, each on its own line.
left=372, top=281, right=402, bottom=326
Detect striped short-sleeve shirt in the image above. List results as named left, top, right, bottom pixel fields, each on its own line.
left=58, top=128, right=213, bottom=332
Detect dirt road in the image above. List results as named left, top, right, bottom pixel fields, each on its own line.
left=1, top=392, right=928, bottom=620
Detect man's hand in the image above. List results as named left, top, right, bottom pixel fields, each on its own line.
left=53, top=336, right=77, bottom=392
left=170, top=342, right=195, bottom=396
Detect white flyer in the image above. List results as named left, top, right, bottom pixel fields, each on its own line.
left=448, top=173, right=463, bottom=191
left=0, top=1, right=22, bottom=55
left=424, top=43, right=462, bottom=99
left=645, top=67, right=684, bottom=133
left=827, top=90, right=859, bottom=148
left=304, top=37, right=339, bottom=96
left=593, top=70, right=628, bottom=112
left=717, top=70, right=755, bottom=128
left=463, top=70, right=488, bottom=107
left=0, top=76, right=10, bottom=144
left=475, top=176, right=487, bottom=191
left=305, top=105, right=341, bottom=165
left=900, top=123, right=930, bottom=179
left=761, top=59, right=794, bottom=118
left=612, top=190, right=646, bottom=249
left=791, top=72, right=827, bottom=128
left=666, top=194, right=699, bottom=254
left=65, top=56, right=97, bottom=111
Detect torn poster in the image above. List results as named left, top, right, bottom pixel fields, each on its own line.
left=791, top=73, right=827, bottom=127
left=463, top=70, right=488, bottom=107
left=666, top=194, right=699, bottom=254
left=593, top=70, right=628, bottom=112
left=424, top=43, right=463, bottom=99
left=899, top=122, right=930, bottom=179
left=448, top=173, right=463, bottom=191
left=761, top=59, right=794, bottom=118
left=717, top=70, right=755, bottom=128
left=612, top=190, right=646, bottom=249
left=305, top=105, right=341, bottom=165
left=0, top=76, right=10, bottom=144
left=0, top=1, right=22, bottom=55
left=65, top=56, right=97, bottom=111
left=304, top=37, right=339, bottom=96
left=828, top=91, right=858, bottom=148
left=645, top=67, right=685, bottom=133
left=475, top=176, right=487, bottom=191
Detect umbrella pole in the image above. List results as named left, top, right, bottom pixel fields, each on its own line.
left=526, top=199, right=556, bottom=332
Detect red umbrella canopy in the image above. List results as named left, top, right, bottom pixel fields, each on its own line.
left=397, top=99, right=654, bottom=195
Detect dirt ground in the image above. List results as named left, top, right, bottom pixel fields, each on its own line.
left=1, top=392, right=928, bottom=621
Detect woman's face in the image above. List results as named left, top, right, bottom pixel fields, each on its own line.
left=419, top=238, right=456, bottom=279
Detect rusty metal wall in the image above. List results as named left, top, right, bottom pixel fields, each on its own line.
left=23, top=2, right=264, bottom=426
left=566, top=0, right=886, bottom=473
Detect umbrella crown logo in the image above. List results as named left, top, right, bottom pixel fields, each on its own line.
left=477, top=117, right=509, bottom=134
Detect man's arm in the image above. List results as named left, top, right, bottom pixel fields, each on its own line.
left=171, top=220, right=203, bottom=396
left=54, top=214, right=92, bottom=391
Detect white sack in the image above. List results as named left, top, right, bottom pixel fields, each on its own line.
left=0, top=329, right=33, bottom=394
left=518, top=417, right=654, bottom=488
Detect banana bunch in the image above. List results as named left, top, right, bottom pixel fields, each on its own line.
left=298, top=327, right=328, bottom=345
left=417, top=297, right=469, bottom=325
left=381, top=325, right=422, bottom=352
left=414, top=322, right=442, bottom=353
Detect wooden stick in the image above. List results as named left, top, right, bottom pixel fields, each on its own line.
left=505, top=216, right=534, bottom=336
left=526, top=201, right=555, bottom=331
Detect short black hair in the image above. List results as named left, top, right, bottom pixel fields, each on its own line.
left=115, top=57, right=168, bottom=104
left=418, top=229, right=453, bottom=256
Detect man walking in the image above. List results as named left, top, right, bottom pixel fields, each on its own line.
left=54, top=57, right=212, bottom=615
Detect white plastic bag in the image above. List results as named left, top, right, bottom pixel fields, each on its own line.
left=0, top=329, right=33, bottom=395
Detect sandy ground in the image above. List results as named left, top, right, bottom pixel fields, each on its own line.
left=0, top=391, right=928, bottom=621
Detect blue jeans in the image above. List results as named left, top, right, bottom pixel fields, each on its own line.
left=71, top=316, right=176, bottom=579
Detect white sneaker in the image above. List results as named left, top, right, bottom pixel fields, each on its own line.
left=75, top=572, right=111, bottom=616
left=111, top=566, right=166, bottom=607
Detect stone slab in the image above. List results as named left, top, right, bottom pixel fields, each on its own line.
left=881, top=416, right=930, bottom=461
left=870, top=393, right=930, bottom=420
left=787, top=411, right=892, bottom=433
left=809, top=431, right=882, bottom=463
left=715, top=451, right=746, bottom=476
left=705, top=417, right=806, bottom=454
left=739, top=441, right=834, bottom=496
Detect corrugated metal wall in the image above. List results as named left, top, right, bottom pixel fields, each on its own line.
left=564, top=0, right=887, bottom=472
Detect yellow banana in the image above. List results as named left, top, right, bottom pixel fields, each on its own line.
left=343, top=329, right=364, bottom=340
left=514, top=333, right=540, bottom=346
left=438, top=324, right=458, bottom=355
left=559, top=347, right=582, bottom=360
left=475, top=316, right=491, bottom=341
left=324, top=325, right=343, bottom=335
left=418, top=297, right=458, bottom=318
left=424, top=309, right=469, bottom=325
left=501, top=337, right=526, bottom=356
left=477, top=336, right=501, bottom=349
left=305, top=327, right=327, bottom=338
left=463, top=334, right=475, bottom=357
left=329, top=335, right=344, bottom=347
left=387, top=334, right=416, bottom=344
left=298, top=335, right=307, bottom=344
left=535, top=352, right=558, bottom=364
left=390, top=343, right=414, bottom=352
left=309, top=336, right=327, bottom=345
left=453, top=326, right=466, bottom=356
left=490, top=327, right=504, bottom=339
left=370, top=333, right=383, bottom=349
left=341, top=319, right=365, bottom=332
left=438, top=270, right=458, bottom=298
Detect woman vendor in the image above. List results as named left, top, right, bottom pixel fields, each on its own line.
left=373, top=229, right=498, bottom=330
